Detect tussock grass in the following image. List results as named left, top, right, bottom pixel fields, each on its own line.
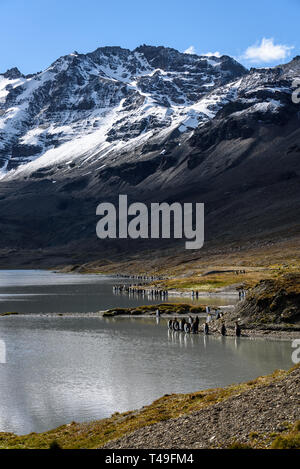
left=103, top=303, right=206, bottom=316
left=271, top=421, right=300, bottom=449
left=0, top=312, right=18, bottom=317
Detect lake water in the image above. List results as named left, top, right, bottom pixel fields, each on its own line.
left=0, top=270, right=234, bottom=314
left=0, top=315, right=294, bottom=435
left=0, top=270, right=293, bottom=436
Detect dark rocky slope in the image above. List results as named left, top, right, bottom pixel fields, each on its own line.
left=103, top=366, right=300, bottom=449
left=227, top=274, right=300, bottom=328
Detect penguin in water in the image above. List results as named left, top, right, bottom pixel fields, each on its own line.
left=168, top=319, right=173, bottom=329
left=235, top=322, right=241, bottom=337
left=191, top=320, right=198, bottom=334
left=180, top=318, right=186, bottom=331
left=173, top=318, right=179, bottom=331
left=184, top=323, right=191, bottom=333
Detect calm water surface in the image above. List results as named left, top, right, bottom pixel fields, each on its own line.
left=0, top=270, right=292, bottom=436
left=0, top=315, right=293, bottom=435
left=0, top=270, right=233, bottom=314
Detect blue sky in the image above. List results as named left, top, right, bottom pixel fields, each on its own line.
left=1, top=0, right=299, bottom=74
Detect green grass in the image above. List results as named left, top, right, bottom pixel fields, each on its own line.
left=227, top=441, right=253, bottom=449
left=271, top=421, right=300, bottom=449
left=103, top=303, right=206, bottom=316
left=0, top=312, right=18, bottom=316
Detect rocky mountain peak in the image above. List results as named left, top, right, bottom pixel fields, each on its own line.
left=0, top=44, right=297, bottom=177
left=280, top=55, right=300, bottom=76
left=2, top=67, right=23, bottom=79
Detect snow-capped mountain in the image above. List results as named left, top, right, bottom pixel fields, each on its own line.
left=0, top=45, right=246, bottom=175
left=0, top=46, right=299, bottom=266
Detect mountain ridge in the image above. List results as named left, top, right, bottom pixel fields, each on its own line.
left=0, top=44, right=299, bottom=266
left=0, top=44, right=247, bottom=173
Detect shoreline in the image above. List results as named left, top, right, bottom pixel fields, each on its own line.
left=2, top=310, right=299, bottom=340
left=1, top=365, right=299, bottom=449
left=159, top=288, right=239, bottom=298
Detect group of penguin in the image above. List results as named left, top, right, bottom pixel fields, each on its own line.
left=168, top=317, right=201, bottom=334
left=167, top=317, right=241, bottom=336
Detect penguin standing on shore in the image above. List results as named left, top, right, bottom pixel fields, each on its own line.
left=221, top=323, right=226, bottom=336
left=173, top=318, right=179, bottom=331
left=235, top=322, right=241, bottom=337
left=180, top=318, right=186, bottom=331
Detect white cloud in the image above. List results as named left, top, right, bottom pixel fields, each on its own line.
left=243, top=38, right=294, bottom=63
left=202, top=51, right=221, bottom=58
left=184, top=46, right=196, bottom=55
left=184, top=47, right=222, bottom=58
